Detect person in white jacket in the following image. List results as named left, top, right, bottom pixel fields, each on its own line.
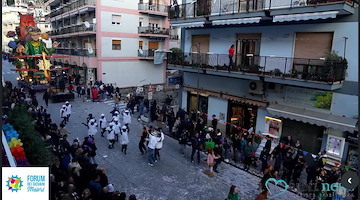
left=147, top=131, right=159, bottom=166
left=122, top=109, right=131, bottom=131
left=113, top=118, right=121, bottom=142
left=112, top=111, right=119, bottom=122
left=99, top=114, right=108, bottom=137
left=88, top=119, right=98, bottom=138
left=60, top=105, right=67, bottom=125
left=107, top=122, right=115, bottom=149
left=65, top=101, right=72, bottom=123
left=155, top=129, right=165, bottom=162
left=120, top=125, right=129, bottom=154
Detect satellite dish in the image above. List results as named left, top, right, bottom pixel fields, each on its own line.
left=84, top=21, right=90, bottom=28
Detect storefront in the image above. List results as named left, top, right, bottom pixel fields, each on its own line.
left=345, top=131, right=358, bottom=170
left=227, top=100, right=258, bottom=134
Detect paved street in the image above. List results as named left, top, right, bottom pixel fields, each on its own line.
left=3, top=59, right=306, bottom=199
left=43, top=97, right=306, bottom=200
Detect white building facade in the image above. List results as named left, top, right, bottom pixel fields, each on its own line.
left=47, top=0, right=179, bottom=87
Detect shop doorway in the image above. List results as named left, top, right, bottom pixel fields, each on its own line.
left=187, top=92, right=208, bottom=114
left=282, top=119, right=324, bottom=154
left=227, top=101, right=258, bottom=135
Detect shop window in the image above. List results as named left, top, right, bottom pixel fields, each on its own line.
left=228, top=101, right=257, bottom=132
left=112, top=40, right=121, bottom=50
left=187, top=92, right=208, bottom=115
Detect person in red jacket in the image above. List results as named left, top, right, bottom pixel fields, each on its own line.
left=228, top=44, right=235, bottom=69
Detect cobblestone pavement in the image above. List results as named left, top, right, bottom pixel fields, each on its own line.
left=36, top=93, right=307, bottom=200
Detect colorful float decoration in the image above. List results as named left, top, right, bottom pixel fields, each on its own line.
left=6, top=13, right=68, bottom=89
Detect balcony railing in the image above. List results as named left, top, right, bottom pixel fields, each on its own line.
left=51, top=24, right=96, bottom=36
left=54, top=48, right=96, bottom=57
left=138, top=3, right=168, bottom=13
left=169, top=0, right=356, bottom=19
left=167, top=52, right=347, bottom=84
left=49, top=0, right=96, bottom=18
left=139, top=49, right=155, bottom=58
left=138, top=27, right=170, bottom=35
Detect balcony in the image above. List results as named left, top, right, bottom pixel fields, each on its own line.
left=138, top=3, right=168, bottom=16
left=50, top=23, right=96, bottom=38
left=138, top=27, right=170, bottom=38
left=167, top=52, right=347, bottom=90
left=169, top=0, right=356, bottom=25
left=54, top=48, right=96, bottom=57
left=49, top=0, right=96, bottom=19
left=138, top=49, right=155, bottom=60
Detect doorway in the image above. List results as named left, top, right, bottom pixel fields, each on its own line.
left=236, top=33, right=261, bottom=68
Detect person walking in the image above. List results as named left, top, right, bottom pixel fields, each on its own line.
left=88, top=119, right=98, bottom=138
left=227, top=185, right=240, bottom=200
left=122, top=109, right=131, bottom=131
left=65, top=101, right=72, bottom=123
left=138, top=127, right=148, bottom=154
left=99, top=114, right=108, bottom=137
left=43, top=90, right=50, bottom=107
left=113, top=118, right=121, bottom=142
left=179, top=130, right=188, bottom=156
left=60, top=105, right=67, bottom=125
left=243, top=141, right=254, bottom=171
left=154, top=129, right=164, bottom=162
left=207, top=149, right=218, bottom=177
left=147, top=131, right=158, bottom=166
left=106, top=122, right=116, bottom=149
left=190, top=133, right=202, bottom=164
left=228, top=44, right=235, bottom=69
left=120, top=126, right=129, bottom=155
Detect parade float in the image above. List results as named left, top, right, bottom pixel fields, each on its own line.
left=6, top=13, right=74, bottom=101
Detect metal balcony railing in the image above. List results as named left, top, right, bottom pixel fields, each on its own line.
left=51, top=23, right=96, bottom=36
left=138, top=27, right=170, bottom=35
left=167, top=52, right=347, bottom=84
left=54, top=48, right=96, bottom=57
left=49, top=0, right=96, bottom=18
left=139, top=49, right=155, bottom=58
left=138, top=3, right=168, bottom=13
left=168, top=0, right=356, bottom=19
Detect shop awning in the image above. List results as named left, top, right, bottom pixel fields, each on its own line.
left=273, top=11, right=339, bottom=22
left=183, top=87, right=267, bottom=107
left=212, top=17, right=262, bottom=26
left=171, top=22, right=205, bottom=28
left=267, top=104, right=357, bottom=132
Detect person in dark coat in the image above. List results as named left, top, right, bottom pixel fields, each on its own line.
left=282, top=152, right=294, bottom=184
left=190, top=133, right=202, bottom=163
left=43, top=90, right=50, bottom=107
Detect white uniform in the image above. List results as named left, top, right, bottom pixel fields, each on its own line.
left=120, top=128, right=129, bottom=145
left=65, top=104, right=72, bottom=116
left=99, top=117, right=108, bottom=129
left=113, top=122, right=121, bottom=135
left=88, top=120, right=98, bottom=136
left=148, top=134, right=158, bottom=149
left=106, top=126, right=115, bottom=140
left=122, top=111, right=131, bottom=125
left=155, top=131, right=165, bottom=149
left=60, top=107, right=67, bottom=118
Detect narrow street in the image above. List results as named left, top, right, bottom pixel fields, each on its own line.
left=41, top=93, right=305, bottom=200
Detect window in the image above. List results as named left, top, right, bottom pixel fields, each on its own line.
left=139, top=41, right=143, bottom=49
left=112, top=40, right=121, bottom=50
left=45, top=25, right=48, bottom=28
left=139, top=17, right=143, bottom=27
left=112, top=15, right=121, bottom=25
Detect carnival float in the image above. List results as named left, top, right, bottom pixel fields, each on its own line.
left=6, top=12, right=74, bottom=101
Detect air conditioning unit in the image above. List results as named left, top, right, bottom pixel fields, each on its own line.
left=267, top=83, right=283, bottom=93
left=249, top=81, right=264, bottom=95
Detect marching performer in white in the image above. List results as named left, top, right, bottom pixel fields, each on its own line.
left=107, top=122, right=116, bottom=149
left=65, top=101, right=72, bottom=123
left=60, top=105, right=67, bottom=125
left=113, top=118, right=121, bottom=142
left=99, top=114, right=108, bottom=137
left=120, top=125, right=129, bottom=155
left=122, top=109, right=132, bottom=131
left=87, top=119, right=98, bottom=138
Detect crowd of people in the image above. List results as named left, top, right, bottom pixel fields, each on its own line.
left=2, top=82, right=138, bottom=200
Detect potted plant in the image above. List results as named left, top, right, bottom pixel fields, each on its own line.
left=274, top=68, right=282, bottom=77
left=323, top=50, right=348, bottom=81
